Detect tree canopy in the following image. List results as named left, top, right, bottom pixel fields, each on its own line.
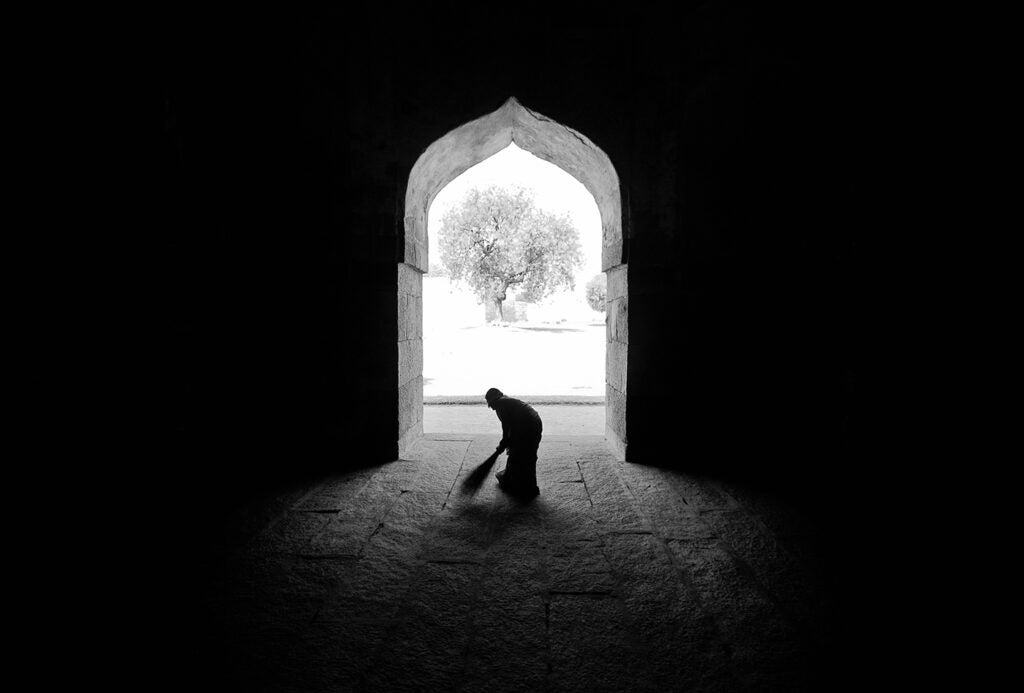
left=437, top=186, right=583, bottom=320
left=585, top=273, right=606, bottom=313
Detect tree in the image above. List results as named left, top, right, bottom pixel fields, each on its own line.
left=585, top=273, right=606, bottom=313
left=426, top=260, right=449, bottom=277
left=438, top=186, right=583, bottom=321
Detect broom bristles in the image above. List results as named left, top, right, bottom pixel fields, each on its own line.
left=459, top=450, right=500, bottom=494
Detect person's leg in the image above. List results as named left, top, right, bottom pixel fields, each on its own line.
left=500, top=447, right=521, bottom=485
left=523, top=427, right=541, bottom=489
left=523, top=440, right=539, bottom=491
left=520, top=451, right=538, bottom=493
left=499, top=444, right=539, bottom=496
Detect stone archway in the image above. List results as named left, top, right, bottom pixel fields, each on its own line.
left=399, top=97, right=627, bottom=457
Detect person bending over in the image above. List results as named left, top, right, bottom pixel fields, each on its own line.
left=485, top=387, right=543, bottom=497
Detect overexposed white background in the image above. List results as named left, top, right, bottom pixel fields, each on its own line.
left=424, top=144, right=606, bottom=397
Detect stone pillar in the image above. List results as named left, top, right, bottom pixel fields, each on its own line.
left=397, top=262, right=424, bottom=457
left=605, top=264, right=628, bottom=459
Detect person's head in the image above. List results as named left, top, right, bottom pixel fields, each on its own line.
left=485, top=388, right=504, bottom=408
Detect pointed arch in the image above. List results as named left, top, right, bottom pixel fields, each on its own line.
left=398, top=98, right=628, bottom=458
left=403, top=97, right=623, bottom=273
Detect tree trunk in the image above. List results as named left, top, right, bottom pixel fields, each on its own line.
left=485, top=288, right=507, bottom=323
left=486, top=296, right=504, bottom=322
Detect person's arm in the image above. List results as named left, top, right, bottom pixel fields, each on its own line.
left=496, top=411, right=509, bottom=453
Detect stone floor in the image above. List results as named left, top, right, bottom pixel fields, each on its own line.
left=200, top=435, right=838, bottom=692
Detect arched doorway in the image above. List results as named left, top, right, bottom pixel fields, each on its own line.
left=399, top=97, right=627, bottom=457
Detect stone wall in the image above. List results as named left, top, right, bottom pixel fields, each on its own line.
left=397, top=263, right=424, bottom=457
left=605, top=266, right=628, bottom=458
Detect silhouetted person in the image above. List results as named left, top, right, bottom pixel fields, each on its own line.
left=485, top=388, right=543, bottom=497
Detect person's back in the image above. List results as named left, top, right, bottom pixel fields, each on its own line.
left=491, top=397, right=542, bottom=436
left=485, top=388, right=543, bottom=497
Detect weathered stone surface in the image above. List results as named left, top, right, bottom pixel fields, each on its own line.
left=606, top=264, right=627, bottom=302
left=718, top=478, right=822, bottom=542
left=580, top=461, right=632, bottom=505
left=668, top=473, right=736, bottom=511
left=355, top=473, right=410, bottom=505
left=666, top=537, right=805, bottom=683
left=418, top=507, right=493, bottom=563
left=607, top=296, right=628, bottom=344
left=404, top=230, right=428, bottom=273
left=606, top=339, right=628, bottom=393
left=613, top=461, right=680, bottom=495
left=398, top=371, right=422, bottom=415
left=478, top=552, right=544, bottom=602
left=207, top=434, right=835, bottom=691
left=536, top=442, right=584, bottom=483
left=606, top=384, right=627, bottom=452
left=547, top=539, right=616, bottom=594
left=595, top=533, right=730, bottom=692
left=307, top=517, right=379, bottom=557
left=698, top=508, right=826, bottom=629
left=634, top=493, right=717, bottom=542
left=210, top=554, right=342, bottom=624
left=410, top=294, right=422, bottom=339
left=249, top=512, right=333, bottom=554
left=294, top=472, right=373, bottom=512
left=397, top=337, right=423, bottom=386
left=269, top=619, right=391, bottom=693
left=397, top=293, right=409, bottom=342
left=588, top=493, right=652, bottom=533
left=397, top=261, right=422, bottom=297
left=361, top=631, right=467, bottom=692
left=330, top=494, right=391, bottom=524
left=315, top=553, right=415, bottom=623
left=382, top=488, right=446, bottom=525
left=409, top=437, right=470, bottom=469
left=541, top=479, right=599, bottom=539
left=461, top=596, right=548, bottom=692
left=362, top=562, right=483, bottom=691
left=364, top=492, right=444, bottom=560
left=600, top=533, right=683, bottom=606
left=547, top=594, right=642, bottom=692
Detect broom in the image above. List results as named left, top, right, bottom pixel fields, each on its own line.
left=459, top=449, right=502, bottom=495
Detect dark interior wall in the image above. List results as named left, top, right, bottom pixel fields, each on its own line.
left=627, top=3, right=864, bottom=495
left=156, top=1, right=864, bottom=521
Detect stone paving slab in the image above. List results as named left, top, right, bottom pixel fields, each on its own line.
left=547, top=593, right=648, bottom=692
left=204, top=434, right=836, bottom=692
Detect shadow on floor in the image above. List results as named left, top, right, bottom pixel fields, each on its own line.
left=172, top=434, right=874, bottom=692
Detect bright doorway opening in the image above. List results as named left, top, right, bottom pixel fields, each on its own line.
left=424, top=142, right=605, bottom=399
left=399, top=98, right=626, bottom=454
